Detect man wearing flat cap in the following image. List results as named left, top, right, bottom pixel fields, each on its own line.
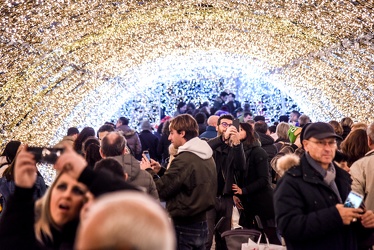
left=274, top=122, right=374, bottom=250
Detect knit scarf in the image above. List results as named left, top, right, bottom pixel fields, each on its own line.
left=305, top=152, right=342, bottom=203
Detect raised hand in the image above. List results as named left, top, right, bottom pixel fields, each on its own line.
left=14, top=146, right=37, bottom=188
left=53, top=146, right=87, bottom=180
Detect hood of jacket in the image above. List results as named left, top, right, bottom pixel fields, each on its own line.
left=110, top=154, right=140, bottom=181
left=116, top=125, right=136, bottom=137
left=276, top=153, right=300, bottom=177
left=257, top=132, right=275, bottom=146
left=178, top=137, right=213, bottom=160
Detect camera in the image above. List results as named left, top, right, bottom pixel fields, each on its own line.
left=27, top=147, right=64, bottom=164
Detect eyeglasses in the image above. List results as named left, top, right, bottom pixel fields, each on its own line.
left=306, top=140, right=337, bottom=148
left=219, top=122, right=233, bottom=128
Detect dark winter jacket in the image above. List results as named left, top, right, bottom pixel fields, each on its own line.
left=139, top=130, right=160, bottom=161
left=148, top=137, right=217, bottom=225
left=208, top=136, right=246, bottom=196
left=157, top=133, right=171, bottom=164
left=116, top=125, right=142, bottom=156
left=199, top=126, right=217, bottom=140
left=274, top=154, right=369, bottom=250
left=237, top=143, right=274, bottom=225
left=257, top=132, right=278, bottom=162
left=111, top=154, right=159, bottom=200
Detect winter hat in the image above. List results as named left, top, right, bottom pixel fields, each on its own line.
left=141, top=120, right=153, bottom=132
left=288, top=126, right=302, bottom=144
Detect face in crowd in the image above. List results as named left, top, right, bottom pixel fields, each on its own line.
left=50, top=173, right=87, bottom=227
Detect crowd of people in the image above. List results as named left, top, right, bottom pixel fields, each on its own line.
left=1, top=95, right=374, bottom=250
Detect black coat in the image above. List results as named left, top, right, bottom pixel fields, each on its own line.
left=274, top=154, right=364, bottom=250
left=157, top=133, right=171, bottom=164
left=237, top=143, right=274, bottom=227
left=139, top=130, right=160, bottom=161
left=257, top=132, right=278, bottom=162
left=208, top=136, right=246, bottom=196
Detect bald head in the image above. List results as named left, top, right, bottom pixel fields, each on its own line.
left=100, top=132, right=127, bottom=157
left=76, top=191, right=175, bottom=250
left=207, top=115, right=219, bottom=127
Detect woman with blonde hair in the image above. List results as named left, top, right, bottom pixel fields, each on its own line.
left=0, top=146, right=137, bottom=249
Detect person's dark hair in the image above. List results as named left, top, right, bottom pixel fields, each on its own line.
left=101, top=132, right=127, bottom=157
left=217, top=114, right=234, bottom=125
left=254, top=120, right=268, bottom=134
left=1, top=140, right=21, bottom=164
left=82, top=136, right=100, bottom=155
left=187, top=102, right=196, bottom=111
left=67, top=127, right=79, bottom=136
left=268, top=125, right=277, bottom=134
left=229, top=93, right=236, bottom=98
left=94, top=158, right=124, bottom=178
left=169, top=114, right=198, bottom=141
left=73, top=127, right=95, bottom=154
left=239, top=122, right=256, bottom=145
left=161, top=120, right=171, bottom=136
left=104, top=122, right=115, bottom=128
left=118, top=117, right=129, bottom=126
left=85, top=143, right=102, bottom=170
left=3, top=156, right=16, bottom=181
left=243, top=112, right=252, bottom=117
left=157, top=122, right=164, bottom=135
left=177, top=102, right=186, bottom=110
left=221, top=105, right=229, bottom=112
left=279, top=115, right=289, bottom=123
left=194, top=112, right=207, bottom=124
left=254, top=115, right=265, bottom=122
left=291, top=110, right=301, bottom=118
left=220, top=91, right=229, bottom=97
left=98, top=124, right=115, bottom=134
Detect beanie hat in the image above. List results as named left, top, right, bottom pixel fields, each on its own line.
left=141, top=120, right=153, bottom=132
left=288, top=126, right=302, bottom=144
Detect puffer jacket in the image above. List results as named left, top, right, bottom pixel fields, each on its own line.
left=111, top=154, right=159, bottom=200
left=116, top=125, right=142, bottom=156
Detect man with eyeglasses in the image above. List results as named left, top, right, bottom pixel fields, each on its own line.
left=205, top=114, right=246, bottom=250
left=274, top=122, right=374, bottom=249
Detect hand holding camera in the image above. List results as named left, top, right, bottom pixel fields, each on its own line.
left=14, top=145, right=38, bottom=188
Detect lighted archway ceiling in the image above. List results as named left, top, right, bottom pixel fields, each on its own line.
left=1, top=0, right=374, bottom=148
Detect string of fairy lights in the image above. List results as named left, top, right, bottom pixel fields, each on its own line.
left=1, top=1, right=374, bottom=154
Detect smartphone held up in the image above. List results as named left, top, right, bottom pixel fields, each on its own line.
left=143, top=150, right=151, bottom=161
left=27, top=147, right=64, bottom=164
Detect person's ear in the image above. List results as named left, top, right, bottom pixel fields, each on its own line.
left=180, top=131, right=186, bottom=138
left=124, top=173, right=129, bottom=181
left=99, top=148, right=105, bottom=158
left=368, top=136, right=373, bottom=147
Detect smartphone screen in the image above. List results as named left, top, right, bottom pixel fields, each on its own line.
left=233, top=119, right=240, bottom=131
left=143, top=150, right=150, bottom=161
left=344, top=191, right=364, bottom=208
